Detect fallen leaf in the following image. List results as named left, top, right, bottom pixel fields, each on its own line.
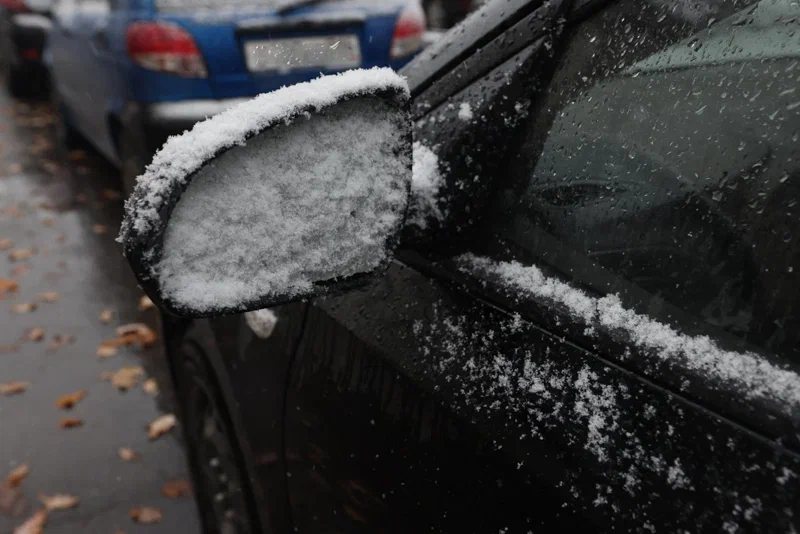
left=41, top=217, right=54, bottom=228
left=129, top=506, right=162, bottom=524
left=55, top=390, right=86, bottom=410
left=6, top=464, right=29, bottom=488
left=0, top=277, right=19, bottom=298
left=92, top=224, right=108, bottom=235
left=160, top=479, right=191, bottom=499
left=38, top=493, right=78, bottom=511
left=96, top=344, right=117, bottom=358
left=117, top=448, right=141, bottom=462
left=102, top=189, right=121, bottom=200
left=0, top=344, right=19, bottom=354
left=147, top=414, right=176, bottom=440
left=13, top=508, right=46, bottom=534
left=8, top=249, right=34, bottom=262
left=115, top=323, right=157, bottom=348
left=47, top=334, right=74, bottom=351
left=142, top=379, right=159, bottom=397
left=0, top=381, right=29, bottom=396
left=55, top=234, right=65, bottom=243
left=36, top=292, right=59, bottom=303
left=6, top=163, right=22, bottom=174
left=110, top=367, right=144, bottom=391
left=98, top=309, right=114, bottom=323
left=26, top=328, right=45, bottom=342
left=10, top=265, right=29, bottom=277
left=67, top=149, right=86, bottom=161
left=0, top=238, right=12, bottom=250
left=138, top=295, right=155, bottom=311
left=0, top=482, right=26, bottom=517
left=11, top=303, right=36, bottom=314
left=59, top=418, right=83, bottom=429
left=3, top=205, right=23, bottom=218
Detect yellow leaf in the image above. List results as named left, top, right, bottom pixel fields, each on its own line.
left=115, top=323, right=158, bottom=348
left=0, top=238, right=12, bottom=250
left=6, top=463, right=29, bottom=488
left=26, top=327, right=45, bottom=342
left=161, top=479, right=192, bottom=499
left=0, top=277, right=19, bottom=299
left=129, top=506, right=162, bottom=524
left=110, top=367, right=144, bottom=391
left=13, top=508, right=47, bottom=534
left=142, top=379, right=159, bottom=397
left=0, top=381, right=29, bottom=396
left=36, top=292, right=59, bottom=303
left=59, top=417, right=83, bottom=429
left=11, top=302, right=36, bottom=314
left=8, top=249, right=34, bottom=262
left=39, top=493, right=79, bottom=511
left=147, top=414, right=176, bottom=440
left=117, top=448, right=141, bottom=462
left=47, top=334, right=74, bottom=351
left=138, top=296, right=155, bottom=311
left=99, top=309, right=114, bottom=323
left=55, top=390, right=86, bottom=410
left=96, top=344, right=117, bottom=358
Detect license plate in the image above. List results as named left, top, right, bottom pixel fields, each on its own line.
left=244, top=35, right=361, bottom=73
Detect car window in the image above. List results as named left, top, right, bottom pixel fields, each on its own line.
left=482, top=0, right=799, bottom=363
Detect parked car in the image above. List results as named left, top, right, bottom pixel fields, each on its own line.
left=45, top=0, right=426, bottom=193
left=0, top=0, right=52, bottom=96
left=123, top=0, right=800, bottom=532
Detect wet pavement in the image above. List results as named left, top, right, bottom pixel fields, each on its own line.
left=0, top=86, right=202, bottom=533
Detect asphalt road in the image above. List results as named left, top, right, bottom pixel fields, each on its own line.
left=0, top=87, right=202, bottom=533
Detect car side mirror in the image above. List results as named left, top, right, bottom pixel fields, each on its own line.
left=119, top=69, right=412, bottom=318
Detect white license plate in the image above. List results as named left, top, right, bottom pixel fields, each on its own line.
left=244, top=35, right=361, bottom=73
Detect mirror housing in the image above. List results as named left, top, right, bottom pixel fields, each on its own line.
left=120, top=68, right=412, bottom=318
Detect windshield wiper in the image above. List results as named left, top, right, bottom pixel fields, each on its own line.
left=276, top=0, right=328, bottom=15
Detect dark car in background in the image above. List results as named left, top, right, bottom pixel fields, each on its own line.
left=124, top=0, right=800, bottom=532
left=0, top=0, right=52, bottom=96
left=46, top=0, right=426, bottom=193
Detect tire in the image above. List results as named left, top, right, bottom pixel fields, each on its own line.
left=172, top=340, right=261, bottom=534
left=119, top=125, right=149, bottom=197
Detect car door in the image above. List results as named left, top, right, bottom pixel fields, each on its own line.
left=71, top=0, right=117, bottom=160
left=284, top=0, right=800, bottom=532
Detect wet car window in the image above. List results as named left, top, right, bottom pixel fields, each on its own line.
left=487, top=0, right=799, bottom=362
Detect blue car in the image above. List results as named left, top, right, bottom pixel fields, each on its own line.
left=46, top=0, right=426, bottom=192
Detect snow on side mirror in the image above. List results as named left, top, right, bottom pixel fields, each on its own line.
left=119, top=69, right=412, bottom=318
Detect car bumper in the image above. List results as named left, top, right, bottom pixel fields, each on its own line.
left=9, top=14, right=50, bottom=66
left=123, top=98, right=252, bottom=158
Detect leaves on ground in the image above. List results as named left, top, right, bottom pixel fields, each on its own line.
left=59, top=418, right=83, bottom=429
left=161, top=479, right=192, bottom=499
left=6, top=464, right=29, bottom=488
left=26, top=327, right=45, bottom=342
left=13, top=508, right=47, bottom=534
left=35, top=292, right=59, bottom=303
left=96, top=344, right=118, bottom=358
left=147, top=414, right=176, bottom=440
left=8, top=249, right=34, bottom=262
left=117, top=448, right=141, bottom=462
left=1, top=381, right=30, bottom=396
left=105, top=367, right=144, bottom=391
left=39, top=493, right=79, bottom=511
left=55, top=390, right=86, bottom=410
left=138, top=296, right=155, bottom=311
left=129, top=506, right=162, bottom=524
left=0, top=278, right=19, bottom=298
left=98, top=309, right=114, bottom=323
left=0, top=238, right=12, bottom=250
left=47, top=334, right=74, bottom=351
left=142, top=379, right=159, bottom=397
left=11, top=302, right=36, bottom=314
left=115, top=323, right=158, bottom=348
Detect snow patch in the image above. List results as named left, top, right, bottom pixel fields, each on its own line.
left=119, top=68, right=409, bottom=243
left=458, top=102, right=474, bottom=121
left=408, top=141, right=445, bottom=229
left=245, top=308, right=278, bottom=339
left=463, top=255, right=800, bottom=413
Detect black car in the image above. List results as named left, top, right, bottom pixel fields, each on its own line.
left=0, top=0, right=51, bottom=97
left=122, top=0, right=800, bottom=532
